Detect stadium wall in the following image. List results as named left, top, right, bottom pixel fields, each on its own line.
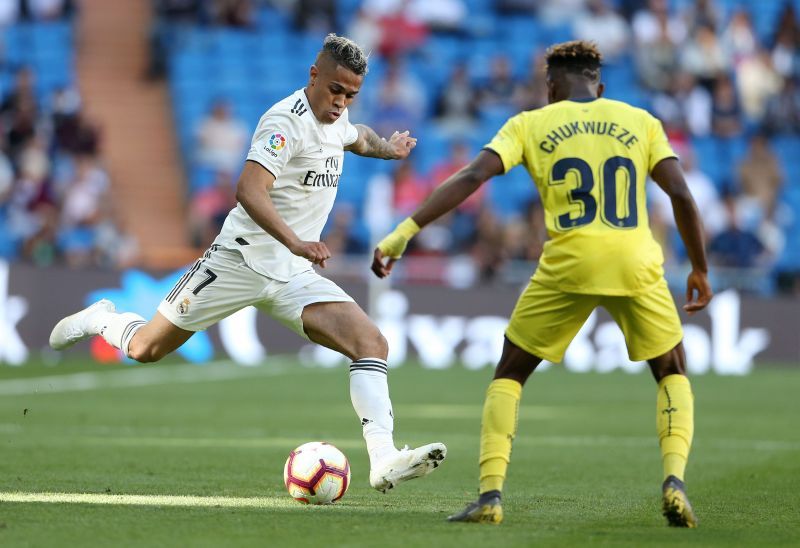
left=4, top=261, right=797, bottom=373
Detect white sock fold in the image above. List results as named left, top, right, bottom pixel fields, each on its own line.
left=95, top=311, right=146, bottom=358
left=349, top=358, right=397, bottom=467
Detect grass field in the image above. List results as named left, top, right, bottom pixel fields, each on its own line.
left=0, top=356, right=798, bottom=547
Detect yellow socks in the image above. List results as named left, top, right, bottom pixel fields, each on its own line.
left=656, top=374, right=694, bottom=481
left=479, top=378, right=522, bottom=494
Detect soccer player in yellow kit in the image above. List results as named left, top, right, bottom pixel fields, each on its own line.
left=372, top=41, right=713, bottom=527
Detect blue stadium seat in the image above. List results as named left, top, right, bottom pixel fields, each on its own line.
left=30, top=21, right=72, bottom=53
left=689, top=136, right=724, bottom=188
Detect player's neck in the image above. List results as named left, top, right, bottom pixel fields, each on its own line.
left=303, top=87, right=328, bottom=126
left=566, top=85, right=598, bottom=102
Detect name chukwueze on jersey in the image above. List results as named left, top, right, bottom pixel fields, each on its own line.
left=539, top=120, right=639, bottom=153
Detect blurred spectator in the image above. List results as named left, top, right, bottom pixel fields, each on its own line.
left=496, top=0, right=537, bottom=15
left=188, top=171, right=236, bottom=247
left=363, top=0, right=428, bottom=58
left=60, top=154, right=109, bottom=229
left=771, top=5, right=800, bottom=79
left=292, top=0, right=336, bottom=33
left=94, top=214, right=139, bottom=269
left=513, top=52, right=548, bottom=111
left=635, top=18, right=681, bottom=91
left=373, top=57, right=426, bottom=137
left=738, top=133, right=783, bottom=220
left=433, top=63, right=479, bottom=136
left=720, top=10, right=757, bottom=65
left=1, top=66, right=38, bottom=117
left=632, top=0, right=687, bottom=46
left=195, top=99, right=248, bottom=174
left=323, top=203, right=367, bottom=255
left=392, top=159, right=430, bottom=218
left=147, top=0, right=204, bottom=80
left=708, top=195, right=767, bottom=268
left=429, top=141, right=486, bottom=250
left=0, top=0, right=20, bottom=26
left=57, top=154, right=112, bottom=267
left=572, top=0, right=630, bottom=60
left=736, top=48, right=783, bottom=121
left=537, top=0, right=587, bottom=27
left=209, top=0, right=253, bottom=28
left=479, top=55, right=516, bottom=107
left=649, top=144, right=726, bottom=244
left=6, top=141, right=53, bottom=247
left=763, top=76, right=800, bottom=134
left=652, top=71, right=711, bottom=136
left=681, top=24, right=730, bottom=86
left=710, top=75, right=743, bottom=137
left=470, top=207, right=505, bottom=282
left=682, top=0, right=720, bottom=34
left=406, top=0, right=466, bottom=35
left=23, top=0, right=72, bottom=20
left=347, top=8, right=382, bottom=55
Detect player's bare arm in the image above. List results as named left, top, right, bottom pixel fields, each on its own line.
left=371, top=149, right=504, bottom=279
left=651, top=157, right=713, bottom=314
left=345, top=124, right=416, bottom=160
left=236, top=160, right=331, bottom=267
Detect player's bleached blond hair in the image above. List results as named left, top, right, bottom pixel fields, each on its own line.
left=545, top=40, right=603, bottom=81
left=319, top=33, right=369, bottom=76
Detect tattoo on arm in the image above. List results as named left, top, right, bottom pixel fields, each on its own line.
left=349, top=124, right=396, bottom=159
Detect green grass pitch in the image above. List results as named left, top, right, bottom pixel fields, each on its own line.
left=0, top=357, right=798, bottom=547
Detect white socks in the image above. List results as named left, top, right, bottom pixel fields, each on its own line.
left=349, top=358, right=397, bottom=467
left=93, top=310, right=146, bottom=358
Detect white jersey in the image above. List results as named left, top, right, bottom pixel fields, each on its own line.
left=214, top=89, right=359, bottom=281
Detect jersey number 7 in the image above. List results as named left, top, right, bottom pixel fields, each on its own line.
left=549, top=156, right=638, bottom=231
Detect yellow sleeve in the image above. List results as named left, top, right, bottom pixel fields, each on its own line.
left=484, top=113, right=526, bottom=173
left=647, top=114, right=677, bottom=173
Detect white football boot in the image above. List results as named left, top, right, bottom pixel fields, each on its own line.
left=369, top=442, right=447, bottom=493
left=49, top=299, right=116, bottom=350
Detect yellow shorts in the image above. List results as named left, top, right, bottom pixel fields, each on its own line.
left=505, top=278, right=683, bottom=363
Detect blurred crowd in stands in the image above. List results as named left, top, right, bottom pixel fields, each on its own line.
left=0, top=0, right=138, bottom=268
left=163, top=0, right=799, bottom=292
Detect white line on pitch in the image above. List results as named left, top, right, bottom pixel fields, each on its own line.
left=0, top=492, right=298, bottom=509
left=0, top=358, right=328, bottom=396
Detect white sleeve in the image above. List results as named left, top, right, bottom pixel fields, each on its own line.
left=246, top=111, right=300, bottom=178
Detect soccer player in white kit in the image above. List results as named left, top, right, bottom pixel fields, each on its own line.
left=49, top=34, right=446, bottom=493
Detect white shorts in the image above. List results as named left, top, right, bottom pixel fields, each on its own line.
left=157, top=245, right=355, bottom=337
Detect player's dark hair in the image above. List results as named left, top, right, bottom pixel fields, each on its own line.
left=319, top=33, right=369, bottom=76
left=545, top=40, right=602, bottom=81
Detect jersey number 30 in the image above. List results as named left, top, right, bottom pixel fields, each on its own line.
left=549, top=156, right=637, bottom=230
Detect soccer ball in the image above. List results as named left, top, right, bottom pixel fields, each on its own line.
left=283, top=442, right=351, bottom=504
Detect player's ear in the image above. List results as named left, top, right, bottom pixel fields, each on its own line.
left=597, top=82, right=605, bottom=98
left=309, top=64, right=319, bottom=86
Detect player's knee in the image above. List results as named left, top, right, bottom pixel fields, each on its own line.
left=354, top=329, right=388, bottom=360
left=648, top=345, right=687, bottom=381
left=651, top=360, right=685, bottom=381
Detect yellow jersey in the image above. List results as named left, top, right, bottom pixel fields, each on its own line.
left=485, top=97, right=677, bottom=296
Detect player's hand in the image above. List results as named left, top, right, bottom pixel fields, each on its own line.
left=371, top=231, right=409, bottom=278
left=387, top=130, right=417, bottom=160
left=371, top=247, right=398, bottom=279
left=290, top=240, right=331, bottom=268
left=683, top=269, right=712, bottom=315
left=371, top=218, right=420, bottom=278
